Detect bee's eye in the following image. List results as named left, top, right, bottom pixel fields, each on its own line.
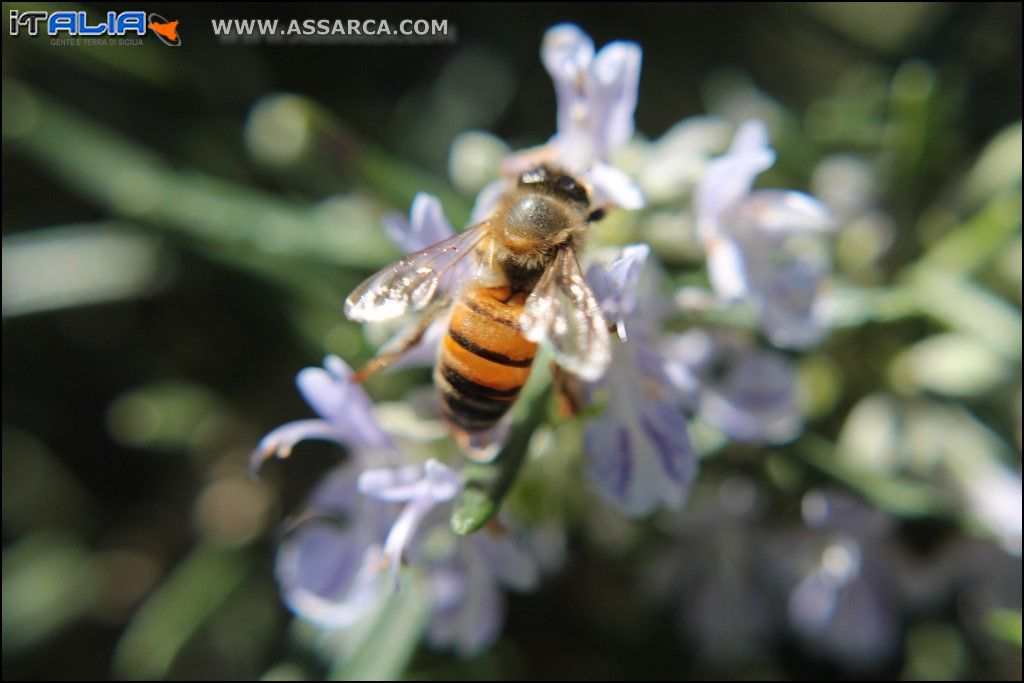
left=555, top=175, right=588, bottom=204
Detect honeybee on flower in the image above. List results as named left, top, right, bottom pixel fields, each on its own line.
left=252, top=20, right=844, bottom=659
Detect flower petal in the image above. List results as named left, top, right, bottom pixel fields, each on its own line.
left=382, top=495, right=435, bottom=579
left=589, top=40, right=642, bottom=156
left=667, top=330, right=802, bottom=444
left=587, top=243, right=650, bottom=340
left=755, top=257, right=827, bottom=350
left=278, top=535, right=387, bottom=628
left=702, top=358, right=801, bottom=444
left=357, top=463, right=425, bottom=501
left=706, top=237, right=750, bottom=300
left=640, top=400, right=698, bottom=490
left=738, top=190, right=835, bottom=235
left=585, top=415, right=633, bottom=503
left=587, top=161, right=645, bottom=209
left=695, top=119, right=776, bottom=241
left=358, top=458, right=464, bottom=580
left=540, top=24, right=642, bottom=175
left=357, top=458, right=463, bottom=503
left=541, top=24, right=596, bottom=145
left=730, top=118, right=772, bottom=157
left=384, top=193, right=455, bottom=254
left=297, top=356, right=392, bottom=451
left=584, top=399, right=695, bottom=516
left=426, top=551, right=505, bottom=656
left=250, top=419, right=344, bottom=475
left=470, top=179, right=508, bottom=223
left=474, top=531, right=541, bottom=592
left=275, top=464, right=391, bottom=627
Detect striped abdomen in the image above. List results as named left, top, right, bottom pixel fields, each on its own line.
left=435, top=286, right=537, bottom=435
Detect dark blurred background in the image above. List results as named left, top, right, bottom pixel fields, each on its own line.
left=3, top=3, right=1021, bottom=680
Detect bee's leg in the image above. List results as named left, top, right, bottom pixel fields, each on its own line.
left=550, top=361, right=584, bottom=417
left=353, top=297, right=449, bottom=383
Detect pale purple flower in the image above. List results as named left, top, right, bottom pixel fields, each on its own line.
left=695, top=119, right=836, bottom=349
left=275, top=455, right=544, bottom=652
left=250, top=355, right=392, bottom=473
left=423, top=527, right=541, bottom=655
left=252, top=359, right=545, bottom=650
left=355, top=460, right=549, bottom=650
left=783, top=490, right=901, bottom=672
left=358, top=458, right=463, bottom=579
left=632, top=115, right=734, bottom=203
left=485, top=24, right=644, bottom=217
left=251, top=356, right=395, bottom=627
left=274, top=463, right=392, bottom=628
left=540, top=23, right=643, bottom=209
left=641, top=477, right=776, bottom=665
left=542, top=24, right=638, bottom=166
left=383, top=192, right=454, bottom=253
left=645, top=482, right=909, bottom=672
left=583, top=245, right=697, bottom=516
left=661, top=329, right=801, bottom=444
left=469, top=177, right=511, bottom=223
left=285, top=456, right=543, bottom=654
left=586, top=243, right=650, bottom=342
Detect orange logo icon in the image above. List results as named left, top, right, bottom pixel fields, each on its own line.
left=146, top=13, right=180, bottom=46
left=148, top=19, right=178, bottom=42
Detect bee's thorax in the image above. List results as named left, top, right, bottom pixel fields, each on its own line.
left=490, top=187, right=587, bottom=278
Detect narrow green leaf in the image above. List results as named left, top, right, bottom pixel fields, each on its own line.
left=3, top=79, right=395, bottom=269
left=112, top=544, right=250, bottom=680
left=907, top=268, right=1022, bottom=360
left=450, top=386, right=549, bottom=535
left=986, top=609, right=1023, bottom=648
left=917, top=191, right=1022, bottom=276
left=795, top=435, right=954, bottom=519
left=2, top=531, right=96, bottom=655
left=329, top=575, right=430, bottom=681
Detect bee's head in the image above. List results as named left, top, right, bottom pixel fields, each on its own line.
left=518, top=166, right=607, bottom=223
left=518, top=166, right=590, bottom=207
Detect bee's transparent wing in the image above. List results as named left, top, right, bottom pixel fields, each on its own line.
left=345, top=222, right=489, bottom=322
left=520, top=247, right=611, bottom=382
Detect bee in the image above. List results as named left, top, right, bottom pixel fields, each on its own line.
left=345, top=165, right=611, bottom=461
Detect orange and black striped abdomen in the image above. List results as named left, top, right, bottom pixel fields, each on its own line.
left=435, top=286, right=537, bottom=433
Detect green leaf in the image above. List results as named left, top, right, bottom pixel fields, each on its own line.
left=795, top=434, right=954, bottom=519
left=112, top=544, right=250, bottom=680
left=916, top=190, right=1023, bottom=276
left=3, top=79, right=395, bottom=269
left=2, top=531, right=97, bottom=655
left=450, top=384, right=550, bottom=535
left=888, top=332, right=1012, bottom=397
left=907, top=268, right=1022, bottom=360
left=986, top=609, right=1023, bottom=648
left=328, top=575, right=430, bottom=681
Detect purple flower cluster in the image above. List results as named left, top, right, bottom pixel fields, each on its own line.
left=253, top=355, right=541, bottom=653
left=254, top=22, right=841, bottom=657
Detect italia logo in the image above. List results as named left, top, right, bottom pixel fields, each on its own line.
left=8, top=10, right=181, bottom=46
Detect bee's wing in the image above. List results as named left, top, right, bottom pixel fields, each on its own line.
left=345, top=222, right=489, bottom=322
left=520, top=247, right=611, bottom=382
